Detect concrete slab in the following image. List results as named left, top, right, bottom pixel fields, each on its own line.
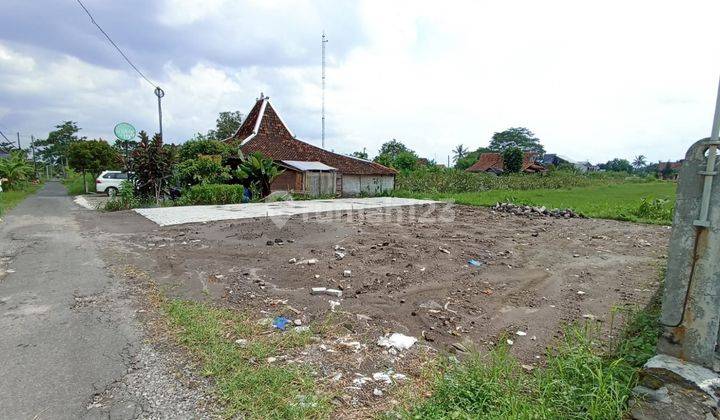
left=134, top=197, right=442, bottom=227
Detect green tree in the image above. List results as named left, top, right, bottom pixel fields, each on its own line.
left=179, top=139, right=234, bottom=162
left=394, top=151, right=419, bottom=171
left=502, top=147, right=524, bottom=173
left=131, top=131, right=174, bottom=204
left=351, top=150, right=369, bottom=160
left=489, top=127, right=544, bottom=155
left=36, top=121, right=84, bottom=173
left=602, top=158, right=634, bottom=173
left=175, top=155, right=231, bottom=187
left=207, top=111, right=244, bottom=141
left=376, top=139, right=411, bottom=159
left=632, top=155, right=647, bottom=169
left=374, top=139, right=418, bottom=171
left=0, top=150, right=34, bottom=189
left=452, top=144, right=469, bottom=163
left=234, top=152, right=283, bottom=197
left=68, top=140, right=119, bottom=193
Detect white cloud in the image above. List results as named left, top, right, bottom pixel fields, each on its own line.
left=2, top=0, right=720, bottom=164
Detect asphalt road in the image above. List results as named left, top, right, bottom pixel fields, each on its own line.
left=0, top=182, right=141, bottom=419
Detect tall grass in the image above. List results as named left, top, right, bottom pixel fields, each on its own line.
left=397, top=309, right=660, bottom=419
left=177, top=183, right=248, bottom=206
left=396, top=168, right=650, bottom=194
left=62, top=169, right=96, bottom=195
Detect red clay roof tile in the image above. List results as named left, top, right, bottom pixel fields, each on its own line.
left=228, top=98, right=396, bottom=176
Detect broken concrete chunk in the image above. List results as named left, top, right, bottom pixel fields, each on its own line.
left=343, top=270, right=352, bottom=277
left=334, top=251, right=346, bottom=260
left=311, top=287, right=327, bottom=295
left=325, top=288, right=343, bottom=298
left=377, top=333, right=417, bottom=351
left=288, top=257, right=297, bottom=264
left=311, top=287, right=342, bottom=298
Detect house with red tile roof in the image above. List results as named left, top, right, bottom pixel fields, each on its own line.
left=225, top=95, right=396, bottom=196
left=465, top=152, right=546, bottom=174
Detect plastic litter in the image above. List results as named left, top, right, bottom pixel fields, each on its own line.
left=377, top=333, right=417, bottom=351
left=273, top=316, right=291, bottom=330
left=468, top=259, right=484, bottom=267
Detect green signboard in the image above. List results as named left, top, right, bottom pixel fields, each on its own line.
left=113, top=122, right=136, bottom=141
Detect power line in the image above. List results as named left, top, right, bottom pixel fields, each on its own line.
left=75, top=0, right=157, bottom=88
left=0, top=129, right=11, bottom=143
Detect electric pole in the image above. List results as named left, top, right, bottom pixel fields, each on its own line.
left=322, top=31, right=328, bottom=149
left=155, top=86, right=165, bottom=140
left=16, top=132, right=20, bottom=149
left=31, top=135, right=37, bottom=177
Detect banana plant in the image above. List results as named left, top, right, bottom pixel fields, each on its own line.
left=234, top=152, right=283, bottom=198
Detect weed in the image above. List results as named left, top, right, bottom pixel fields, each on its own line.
left=62, top=169, right=96, bottom=195
left=396, top=306, right=662, bottom=419
left=164, top=300, right=330, bottom=419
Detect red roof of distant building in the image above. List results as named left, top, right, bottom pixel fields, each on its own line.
left=657, top=161, right=683, bottom=171
left=466, top=152, right=545, bottom=173
left=227, top=96, right=396, bottom=176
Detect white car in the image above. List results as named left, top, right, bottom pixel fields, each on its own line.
left=95, top=171, right=131, bottom=196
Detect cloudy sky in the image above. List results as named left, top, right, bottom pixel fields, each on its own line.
left=1, top=0, right=720, bottom=164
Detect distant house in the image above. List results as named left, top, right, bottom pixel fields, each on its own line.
left=658, top=160, right=683, bottom=180
left=226, top=95, right=397, bottom=196
left=542, top=154, right=596, bottom=172
left=466, top=152, right=546, bottom=174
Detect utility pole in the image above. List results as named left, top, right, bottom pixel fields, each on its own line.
left=155, top=86, right=165, bottom=139
left=16, top=132, right=20, bottom=149
left=321, top=31, right=328, bottom=149
left=30, top=135, right=37, bottom=178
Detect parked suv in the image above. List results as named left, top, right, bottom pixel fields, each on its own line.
left=95, top=171, right=131, bottom=196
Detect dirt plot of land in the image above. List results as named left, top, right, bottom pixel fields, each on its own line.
left=92, top=204, right=669, bottom=413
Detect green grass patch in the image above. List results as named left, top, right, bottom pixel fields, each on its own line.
left=396, top=303, right=661, bottom=419
left=62, top=170, right=96, bottom=195
left=395, top=181, right=676, bottom=224
left=164, top=300, right=331, bottom=419
left=0, top=183, right=41, bottom=216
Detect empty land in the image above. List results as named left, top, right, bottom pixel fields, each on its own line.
left=90, top=202, right=669, bottom=417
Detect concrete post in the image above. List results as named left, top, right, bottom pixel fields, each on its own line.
left=658, top=138, right=720, bottom=370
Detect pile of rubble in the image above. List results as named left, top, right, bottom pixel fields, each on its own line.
left=492, top=202, right=584, bottom=219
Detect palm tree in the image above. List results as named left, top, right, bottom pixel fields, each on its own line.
left=452, top=144, right=469, bottom=162
left=632, top=155, right=647, bottom=169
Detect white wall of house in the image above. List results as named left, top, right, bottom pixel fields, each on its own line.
left=341, top=175, right=394, bottom=196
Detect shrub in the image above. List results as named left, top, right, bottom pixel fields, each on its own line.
left=632, top=197, right=673, bottom=222
left=235, top=152, right=283, bottom=197
left=502, top=147, right=523, bottom=173
left=178, top=184, right=249, bottom=206
left=174, top=155, right=231, bottom=187
left=103, top=180, right=146, bottom=211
